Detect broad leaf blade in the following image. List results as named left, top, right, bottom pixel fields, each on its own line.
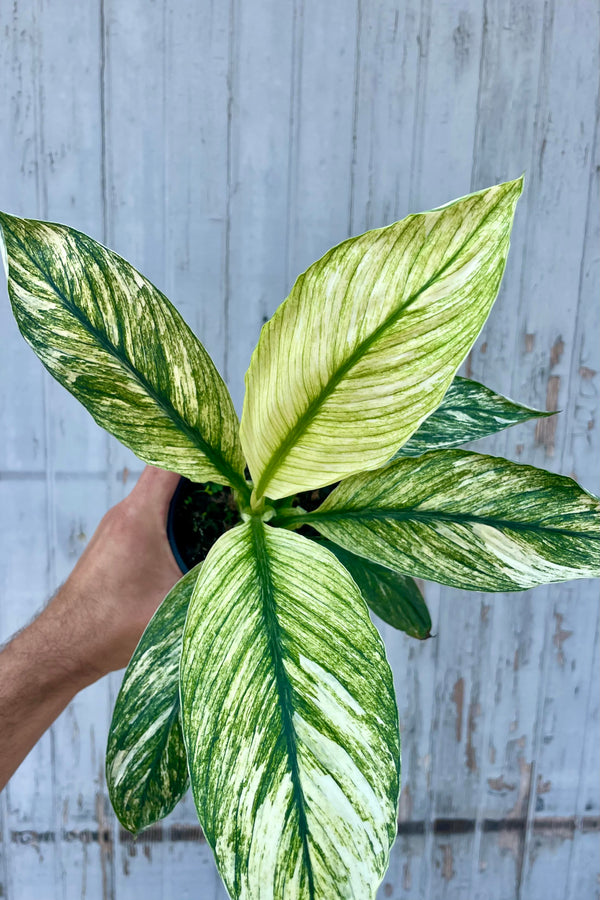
left=0, top=214, right=247, bottom=495
left=287, top=451, right=600, bottom=592
left=319, top=539, right=431, bottom=638
left=106, top=564, right=200, bottom=832
left=241, top=179, right=523, bottom=501
left=393, top=376, right=552, bottom=458
left=181, top=521, right=400, bottom=899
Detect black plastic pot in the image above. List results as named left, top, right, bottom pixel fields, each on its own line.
left=167, top=477, right=190, bottom=575
left=167, top=476, right=242, bottom=575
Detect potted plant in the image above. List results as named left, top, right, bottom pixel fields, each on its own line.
left=1, top=177, right=598, bottom=899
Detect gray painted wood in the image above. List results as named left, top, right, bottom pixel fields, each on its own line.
left=0, top=0, right=598, bottom=897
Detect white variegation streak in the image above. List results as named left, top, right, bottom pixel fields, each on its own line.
left=240, top=179, right=523, bottom=502
left=180, top=521, right=400, bottom=900
left=290, top=451, right=600, bottom=592
left=392, top=376, right=551, bottom=458
left=0, top=213, right=248, bottom=495
left=107, top=565, right=201, bottom=832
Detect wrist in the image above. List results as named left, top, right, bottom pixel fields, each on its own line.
left=47, top=576, right=142, bottom=684
left=28, top=583, right=108, bottom=692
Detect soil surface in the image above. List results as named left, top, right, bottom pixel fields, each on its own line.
left=169, top=478, right=240, bottom=570
left=169, top=478, right=339, bottom=570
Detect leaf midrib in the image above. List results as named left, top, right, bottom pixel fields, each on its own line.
left=250, top=518, right=315, bottom=898
left=254, top=189, right=512, bottom=500
left=8, top=224, right=249, bottom=499
left=277, top=507, right=600, bottom=542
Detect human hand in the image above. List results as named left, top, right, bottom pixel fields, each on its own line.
left=0, top=466, right=182, bottom=790
left=55, top=465, right=183, bottom=683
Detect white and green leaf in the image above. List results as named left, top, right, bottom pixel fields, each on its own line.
left=277, top=451, right=600, bottom=592
left=393, top=376, right=552, bottom=458
left=0, top=214, right=248, bottom=496
left=317, top=539, right=431, bottom=639
left=106, top=564, right=200, bottom=833
left=241, top=179, right=523, bottom=501
left=180, top=520, right=400, bottom=900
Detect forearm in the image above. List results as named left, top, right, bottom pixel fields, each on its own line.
left=0, top=466, right=181, bottom=792
left=0, top=585, right=97, bottom=791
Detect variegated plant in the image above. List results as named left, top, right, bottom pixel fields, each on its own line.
left=2, top=177, right=599, bottom=900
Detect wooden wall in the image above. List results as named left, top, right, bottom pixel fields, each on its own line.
left=0, top=1, right=598, bottom=896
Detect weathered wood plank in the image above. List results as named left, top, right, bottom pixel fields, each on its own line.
left=401, top=2, right=487, bottom=896
left=0, top=0, right=46, bottom=473
left=100, top=3, right=169, bottom=895
left=349, top=0, right=420, bottom=233
left=0, top=481, right=56, bottom=896
left=0, top=2, right=59, bottom=896
left=507, top=2, right=599, bottom=894
left=101, top=0, right=168, bottom=492
left=224, top=0, right=296, bottom=412
left=286, top=0, right=359, bottom=279
left=163, top=0, right=230, bottom=372
left=566, top=828, right=600, bottom=900
left=28, top=4, right=116, bottom=897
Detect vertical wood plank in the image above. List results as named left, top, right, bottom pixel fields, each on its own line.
left=0, top=481, right=55, bottom=898
left=0, top=1, right=46, bottom=474
left=403, top=2, right=486, bottom=896
left=101, top=1, right=169, bottom=895
left=350, top=0, right=421, bottom=233
left=0, top=1, right=58, bottom=895
left=32, top=3, right=116, bottom=897
left=102, top=0, right=166, bottom=292
left=161, top=839, right=223, bottom=899
left=224, top=0, right=296, bottom=411
left=463, top=4, right=551, bottom=896
left=510, top=2, right=599, bottom=894
left=564, top=96, right=600, bottom=900
left=286, top=0, right=359, bottom=280
left=163, top=0, right=231, bottom=372
left=566, top=830, right=600, bottom=900
left=409, top=0, right=483, bottom=211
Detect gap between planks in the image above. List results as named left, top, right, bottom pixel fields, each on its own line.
left=6, top=815, right=599, bottom=847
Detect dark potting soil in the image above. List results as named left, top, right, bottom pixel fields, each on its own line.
left=170, top=478, right=339, bottom=570
left=169, top=478, right=241, bottom=570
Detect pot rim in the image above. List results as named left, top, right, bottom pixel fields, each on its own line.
left=166, top=476, right=190, bottom=575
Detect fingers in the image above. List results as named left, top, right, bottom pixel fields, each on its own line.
left=130, top=466, right=182, bottom=518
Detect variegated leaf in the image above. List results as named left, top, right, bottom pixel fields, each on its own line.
left=0, top=213, right=248, bottom=496
left=106, top=564, right=200, bottom=832
left=318, top=539, right=431, bottom=639
left=241, top=179, right=523, bottom=502
left=276, top=451, right=600, bottom=592
left=393, top=376, right=552, bottom=458
left=180, top=521, right=400, bottom=899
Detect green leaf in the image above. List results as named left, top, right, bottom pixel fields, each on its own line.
left=276, top=451, right=600, bottom=593
left=0, top=214, right=248, bottom=497
left=393, top=376, right=552, bottom=458
left=180, top=520, right=400, bottom=899
left=318, top=539, right=431, bottom=638
left=106, top=564, right=200, bottom=832
left=240, top=179, right=523, bottom=501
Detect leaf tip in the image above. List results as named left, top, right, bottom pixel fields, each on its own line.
left=504, top=173, right=525, bottom=205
